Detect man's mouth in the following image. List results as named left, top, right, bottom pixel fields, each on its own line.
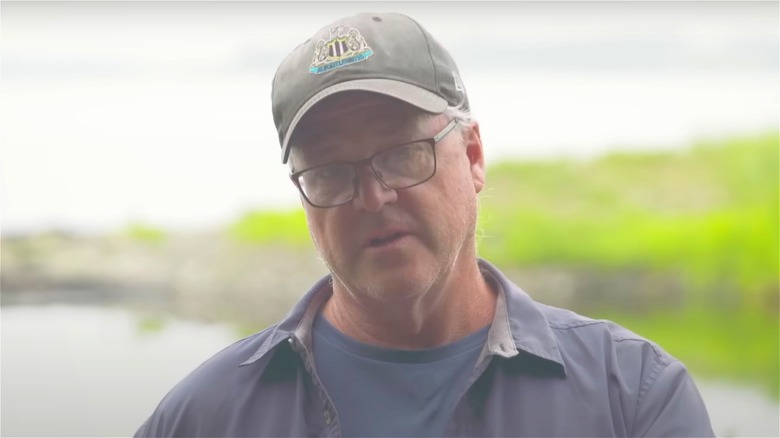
left=368, top=232, right=406, bottom=247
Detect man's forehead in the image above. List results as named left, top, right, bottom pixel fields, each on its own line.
left=291, top=92, right=427, bottom=145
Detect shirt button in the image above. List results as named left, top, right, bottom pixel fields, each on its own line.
left=324, top=410, right=333, bottom=425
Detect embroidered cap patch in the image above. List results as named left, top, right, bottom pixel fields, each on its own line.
left=310, top=26, right=373, bottom=74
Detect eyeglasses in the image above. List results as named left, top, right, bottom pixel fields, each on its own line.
left=290, top=119, right=460, bottom=208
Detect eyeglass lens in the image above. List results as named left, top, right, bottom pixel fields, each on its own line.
left=298, top=140, right=435, bottom=207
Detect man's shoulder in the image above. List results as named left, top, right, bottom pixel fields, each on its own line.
left=135, top=325, right=280, bottom=437
left=536, top=302, right=676, bottom=369
left=521, top=304, right=713, bottom=436
left=173, top=324, right=277, bottom=390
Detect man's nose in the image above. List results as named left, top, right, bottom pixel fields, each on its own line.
left=352, top=166, right=397, bottom=212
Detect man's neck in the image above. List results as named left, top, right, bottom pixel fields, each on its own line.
left=321, top=259, right=497, bottom=350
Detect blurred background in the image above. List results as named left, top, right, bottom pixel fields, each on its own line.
left=1, top=1, right=777, bottom=436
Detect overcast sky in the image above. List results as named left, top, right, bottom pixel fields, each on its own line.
left=2, top=1, right=778, bottom=234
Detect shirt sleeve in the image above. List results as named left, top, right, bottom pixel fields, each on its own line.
left=133, top=412, right=173, bottom=438
left=631, top=359, right=715, bottom=437
left=133, top=418, right=152, bottom=438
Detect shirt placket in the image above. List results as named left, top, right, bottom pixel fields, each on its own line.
left=445, top=348, right=497, bottom=437
left=288, top=334, right=342, bottom=437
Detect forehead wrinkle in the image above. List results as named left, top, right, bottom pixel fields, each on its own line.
left=291, top=98, right=430, bottom=168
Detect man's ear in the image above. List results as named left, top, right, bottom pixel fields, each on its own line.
left=464, top=122, right=486, bottom=193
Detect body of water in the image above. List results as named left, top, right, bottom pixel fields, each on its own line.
left=2, top=304, right=778, bottom=437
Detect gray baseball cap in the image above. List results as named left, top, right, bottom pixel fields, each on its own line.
left=271, top=12, right=469, bottom=163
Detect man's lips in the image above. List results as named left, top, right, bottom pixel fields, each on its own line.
left=365, top=230, right=410, bottom=248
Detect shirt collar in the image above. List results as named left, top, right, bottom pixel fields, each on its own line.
left=478, top=260, right=566, bottom=375
left=240, top=259, right=566, bottom=375
left=239, top=275, right=332, bottom=366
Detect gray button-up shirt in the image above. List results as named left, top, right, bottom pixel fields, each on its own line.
left=135, top=260, right=714, bottom=437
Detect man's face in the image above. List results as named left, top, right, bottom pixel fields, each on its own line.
left=289, top=92, right=485, bottom=304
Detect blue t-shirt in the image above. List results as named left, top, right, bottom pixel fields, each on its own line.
left=312, top=314, right=489, bottom=437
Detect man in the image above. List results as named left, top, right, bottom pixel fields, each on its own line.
left=136, top=12, right=714, bottom=437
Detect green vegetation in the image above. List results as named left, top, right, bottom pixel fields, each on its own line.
left=479, top=133, right=778, bottom=312
left=136, top=315, right=167, bottom=333
left=124, top=223, right=167, bottom=244
left=228, top=209, right=312, bottom=248
left=229, top=132, right=779, bottom=396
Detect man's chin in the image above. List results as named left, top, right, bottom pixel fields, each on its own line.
left=350, top=265, right=434, bottom=300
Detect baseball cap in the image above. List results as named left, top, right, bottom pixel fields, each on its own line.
left=271, top=12, right=470, bottom=163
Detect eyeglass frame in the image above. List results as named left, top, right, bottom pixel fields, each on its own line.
left=289, top=118, right=461, bottom=208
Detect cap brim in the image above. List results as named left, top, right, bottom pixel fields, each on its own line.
left=281, top=78, right=448, bottom=163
